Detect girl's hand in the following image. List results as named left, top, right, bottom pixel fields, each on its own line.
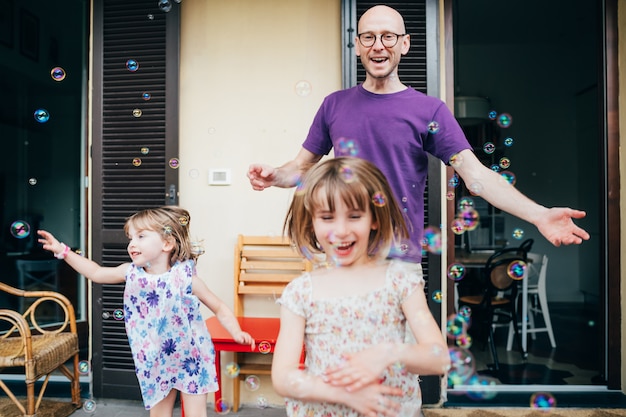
left=234, top=331, right=255, bottom=350
left=37, top=230, right=64, bottom=255
left=324, top=346, right=390, bottom=391
left=341, top=381, right=403, bottom=417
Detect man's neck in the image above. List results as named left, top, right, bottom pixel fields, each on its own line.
left=362, top=75, right=407, bottom=94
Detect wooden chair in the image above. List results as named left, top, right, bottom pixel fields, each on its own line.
left=0, top=282, right=81, bottom=416
left=231, top=235, right=311, bottom=411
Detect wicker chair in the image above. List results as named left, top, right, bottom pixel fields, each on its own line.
left=0, top=281, right=81, bottom=416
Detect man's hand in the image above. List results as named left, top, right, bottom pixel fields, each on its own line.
left=535, top=207, right=590, bottom=246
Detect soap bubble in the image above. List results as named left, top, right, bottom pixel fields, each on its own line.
left=126, top=59, right=139, bottom=71
left=158, top=0, right=172, bottom=12
left=83, top=399, right=97, bottom=413
left=497, top=113, right=513, bottom=128
left=34, top=108, right=50, bottom=123
left=51, top=67, right=66, bottom=81
left=10, top=220, right=30, bottom=239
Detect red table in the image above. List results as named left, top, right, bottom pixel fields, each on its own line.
left=181, top=316, right=281, bottom=415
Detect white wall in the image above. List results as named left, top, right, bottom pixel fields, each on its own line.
left=178, top=0, right=341, bottom=408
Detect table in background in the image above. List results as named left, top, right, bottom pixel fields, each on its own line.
left=181, top=316, right=280, bottom=415
left=454, top=250, right=530, bottom=352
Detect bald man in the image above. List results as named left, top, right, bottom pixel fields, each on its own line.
left=248, top=5, right=589, bottom=263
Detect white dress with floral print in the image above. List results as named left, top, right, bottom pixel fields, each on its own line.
left=124, top=260, right=218, bottom=409
left=278, top=260, right=424, bottom=417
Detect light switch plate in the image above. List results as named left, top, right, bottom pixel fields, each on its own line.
left=208, top=169, right=231, bottom=185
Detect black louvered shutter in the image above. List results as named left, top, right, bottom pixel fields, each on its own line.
left=353, top=0, right=443, bottom=405
left=92, top=0, right=180, bottom=400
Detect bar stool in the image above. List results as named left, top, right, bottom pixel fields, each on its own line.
left=507, top=253, right=556, bottom=350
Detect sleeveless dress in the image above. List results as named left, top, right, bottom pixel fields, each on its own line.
left=278, top=260, right=424, bottom=417
left=123, top=260, right=218, bottom=409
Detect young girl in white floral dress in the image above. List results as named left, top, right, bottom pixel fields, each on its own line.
left=38, top=206, right=254, bottom=417
left=271, top=157, right=450, bottom=417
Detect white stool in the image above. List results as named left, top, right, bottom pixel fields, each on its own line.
left=507, top=253, right=556, bottom=350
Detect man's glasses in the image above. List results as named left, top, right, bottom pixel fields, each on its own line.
left=357, top=32, right=406, bottom=48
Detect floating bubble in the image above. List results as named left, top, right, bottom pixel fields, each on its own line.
left=460, top=209, right=480, bottom=231
left=490, top=164, right=501, bottom=172
left=169, top=158, right=180, bottom=169
left=28, top=178, right=37, bottom=186
left=372, top=192, right=386, bottom=207
left=10, top=220, right=30, bottom=239
left=504, top=137, right=514, bottom=146
left=446, top=191, right=455, bottom=201
left=500, top=171, right=516, bottom=185
left=78, top=360, right=91, bottom=375
left=422, top=226, right=442, bottom=254
left=336, top=137, right=359, bottom=157
left=51, top=67, right=66, bottom=81
left=450, top=218, right=465, bottom=235
left=113, top=309, right=125, bottom=320
left=102, top=311, right=110, bottom=319
left=499, top=157, right=511, bottom=169
left=530, top=392, right=556, bottom=410
left=178, top=216, right=189, bottom=226
left=295, top=80, right=312, bottom=97
left=244, top=375, right=261, bottom=391
left=188, top=168, right=200, bottom=179
left=468, top=182, right=483, bottom=195
left=512, top=228, right=524, bottom=240
left=338, top=165, right=355, bottom=183
left=427, top=121, right=440, bottom=134
left=447, top=263, right=466, bottom=282
left=126, top=59, right=139, bottom=71
left=449, top=153, right=464, bottom=168
left=140, top=147, right=150, bottom=155
left=142, top=92, right=151, bottom=101
left=497, top=113, right=513, bottom=128
left=483, top=142, right=495, bottom=154
left=446, top=314, right=468, bottom=339
left=83, top=399, right=97, bottom=413
left=256, top=395, right=269, bottom=408
left=215, top=398, right=231, bottom=415
left=448, top=174, right=459, bottom=188
left=258, top=341, right=272, bottom=354
left=225, top=362, right=240, bottom=378
left=34, top=108, right=50, bottom=123
left=458, top=305, right=472, bottom=322
left=132, top=108, right=142, bottom=118
left=457, top=197, right=474, bottom=213
left=191, top=240, right=205, bottom=256
left=447, top=347, right=475, bottom=386
left=455, top=334, right=473, bottom=349
left=431, top=290, right=442, bottom=303
left=466, top=374, right=498, bottom=400
left=132, top=158, right=142, bottom=167
left=507, top=260, right=527, bottom=280
left=147, top=13, right=155, bottom=20
left=488, top=110, right=497, bottom=120
left=158, top=0, right=172, bottom=12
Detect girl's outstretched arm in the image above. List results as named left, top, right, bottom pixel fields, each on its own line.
left=38, top=230, right=127, bottom=284
left=192, top=276, right=255, bottom=348
left=272, top=306, right=403, bottom=417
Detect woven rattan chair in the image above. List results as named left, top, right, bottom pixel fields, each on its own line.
left=0, top=281, right=81, bottom=416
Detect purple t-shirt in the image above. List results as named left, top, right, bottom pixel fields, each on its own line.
left=302, top=84, right=471, bottom=263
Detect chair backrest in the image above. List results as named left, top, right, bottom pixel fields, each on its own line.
left=526, top=252, right=548, bottom=288
left=234, top=235, right=312, bottom=316
left=484, top=239, right=533, bottom=292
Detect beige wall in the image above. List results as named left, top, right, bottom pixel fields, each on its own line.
left=179, top=0, right=341, bottom=407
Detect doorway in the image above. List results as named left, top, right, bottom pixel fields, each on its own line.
left=450, top=0, right=604, bottom=392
